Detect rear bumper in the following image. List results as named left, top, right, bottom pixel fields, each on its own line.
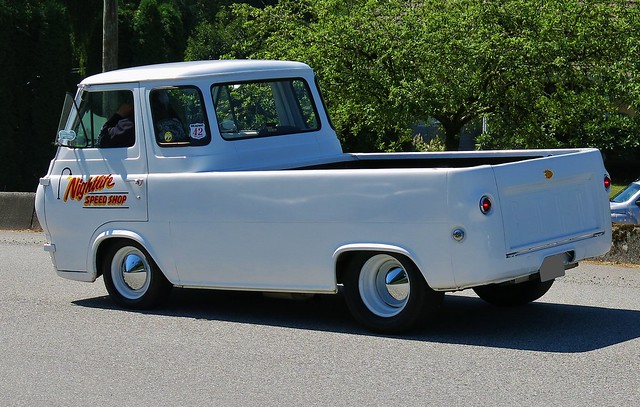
left=446, top=228, right=611, bottom=291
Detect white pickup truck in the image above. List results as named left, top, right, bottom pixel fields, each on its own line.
left=35, top=60, right=612, bottom=333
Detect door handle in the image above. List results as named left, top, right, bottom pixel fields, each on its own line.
left=126, top=178, right=144, bottom=186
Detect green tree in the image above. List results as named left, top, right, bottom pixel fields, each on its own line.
left=477, top=1, right=640, bottom=155
left=0, top=0, right=73, bottom=191
left=196, top=0, right=640, bottom=153
left=131, top=0, right=186, bottom=65
left=66, top=0, right=103, bottom=77
left=185, top=4, right=259, bottom=61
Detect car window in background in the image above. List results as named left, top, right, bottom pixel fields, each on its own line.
left=611, top=183, right=640, bottom=203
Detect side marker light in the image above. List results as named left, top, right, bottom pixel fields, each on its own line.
left=480, top=196, right=492, bottom=214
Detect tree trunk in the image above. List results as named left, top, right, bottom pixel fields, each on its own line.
left=443, top=130, right=459, bottom=151
left=441, top=122, right=462, bottom=151
left=102, top=0, right=118, bottom=72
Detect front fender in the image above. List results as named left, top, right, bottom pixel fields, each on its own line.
left=88, top=229, right=148, bottom=281
left=88, top=226, right=178, bottom=284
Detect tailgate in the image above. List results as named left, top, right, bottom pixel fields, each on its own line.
left=493, top=149, right=609, bottom=257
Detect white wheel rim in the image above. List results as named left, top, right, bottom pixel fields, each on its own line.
left=110, top=246, right=151, bottom=300
left=358, top=254, right=410, bottom=317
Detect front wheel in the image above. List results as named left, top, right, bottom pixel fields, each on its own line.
left=472, top=278, right=554, bottom=306
left=343, top=252, right=443, bottom=334
left=102, top=240, right=172, bottom=309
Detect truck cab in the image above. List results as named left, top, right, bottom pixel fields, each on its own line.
left=38, top=60, right=343, bottom=276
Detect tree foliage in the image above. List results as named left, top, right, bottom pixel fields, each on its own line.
left=131, top=0, right=185, bottom=64
left=477, top=1, right=640, bottom=154
left=187, top=0, right=640, bottom=156
left=0, top=0, right=74, bottom=191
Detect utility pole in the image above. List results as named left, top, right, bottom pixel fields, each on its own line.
left=102, top=0, right=118, bottom=72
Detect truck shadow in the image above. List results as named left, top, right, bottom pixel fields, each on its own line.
left=423, top=295, right=640, bottom=353
left=74, top=288, right=640, bottom=353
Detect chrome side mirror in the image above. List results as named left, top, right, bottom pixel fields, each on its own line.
left=57, top=130, right=77, bottom=146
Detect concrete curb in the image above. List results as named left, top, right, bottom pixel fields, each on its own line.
left=1, top=192, right=637, bottom=264
left=0, top=192, right=41, bottom=231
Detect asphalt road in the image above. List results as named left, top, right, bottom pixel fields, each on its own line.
left=1, top=230, right=638, bottom=406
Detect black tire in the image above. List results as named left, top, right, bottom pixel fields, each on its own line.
left=102, top=240, right=172, bottom=309
left=472, top=278, right=554, bottom=306
left=343, top=252, right=443, bottom=334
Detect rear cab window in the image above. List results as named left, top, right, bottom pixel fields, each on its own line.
left=211, top=78, right=319, bottom=140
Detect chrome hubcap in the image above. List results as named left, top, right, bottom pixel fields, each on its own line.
left=385, top=266, right=410, bottom=302
left=359, top=254, right=411, bottom=317
left=122, top=253, right=147, bottom=291
left=111, top=246, right=151, bottom=300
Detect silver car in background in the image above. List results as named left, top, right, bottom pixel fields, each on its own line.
left=610, top=180, right=640, bottom=224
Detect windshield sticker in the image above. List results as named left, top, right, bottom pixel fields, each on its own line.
left=190, top=123, right=206, bottom=140
left=63, top=174, right=129, bottom=208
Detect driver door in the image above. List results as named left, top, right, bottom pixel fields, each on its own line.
left=41, top=86, right=148, bottom=273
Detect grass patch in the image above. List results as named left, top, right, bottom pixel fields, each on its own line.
left=610, top=183, right=626, bottom=198
left=610, top=183, right=627, bottom=199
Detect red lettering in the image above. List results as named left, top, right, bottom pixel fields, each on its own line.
left=104, top=194, right=127, bottom=206
left=64, top=174, right=116, bottom=202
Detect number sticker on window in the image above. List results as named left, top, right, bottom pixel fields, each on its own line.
left=190, top=123, right=206, bottom=140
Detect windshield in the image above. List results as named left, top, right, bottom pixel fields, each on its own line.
left=611, top=182, right=640, bottom=203
left=57, top=93, right=75, bottom=133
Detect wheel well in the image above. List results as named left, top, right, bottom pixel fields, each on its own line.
left=335, top=251, right=356, bottom=285
left=335, top=250, right=425, bottom=285
left=95, top=237, right=135, bottom=278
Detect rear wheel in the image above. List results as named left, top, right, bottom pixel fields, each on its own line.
left=102, top=240, right=172, bottom=309
left=343, top=252, right=443, bottom=333
left=472, top=278, right=554, bottom=306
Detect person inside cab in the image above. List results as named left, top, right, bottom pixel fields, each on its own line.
left=98, top=94, right=135, bottom=148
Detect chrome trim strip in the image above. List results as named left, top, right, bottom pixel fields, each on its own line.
left=506, top=231, right=605, bottom=258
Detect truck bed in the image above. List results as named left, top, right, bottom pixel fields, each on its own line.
left=298, top=152, right=545, bottom=170
left=294, top=149, right=577, bottom=170
left=286, top=147, right=611, bottom=288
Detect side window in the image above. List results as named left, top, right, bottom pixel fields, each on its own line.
left=150, top=87, right=210, bottom=146
left=67, top=90, right=135, bottom=148
left=211, top=79, right=320, bottom=140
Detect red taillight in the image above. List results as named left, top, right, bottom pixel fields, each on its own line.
left=480, top=195, right=492, bottom=214
left=604, top=175, right=611, bottom=190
